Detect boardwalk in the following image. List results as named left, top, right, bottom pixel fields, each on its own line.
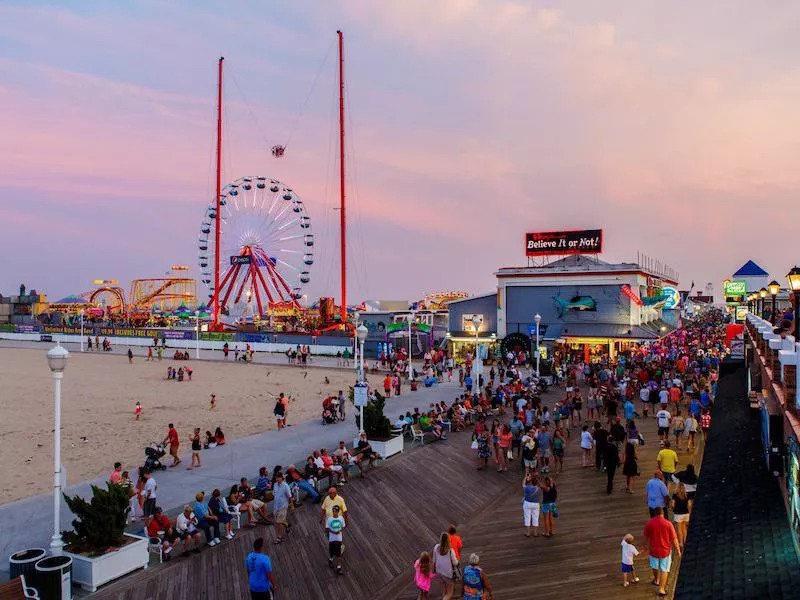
left=89, top=394, right=704, bottom=599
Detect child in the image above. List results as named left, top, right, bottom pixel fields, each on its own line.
left=580, top=424, right=593, bottom=467
left=209, top=394, right=217, bottom=410
left=414, top=551, right=434, bottom=599
left=621, top=533, right=640, bottom=587
left=134, top=401, right=142, bottom=421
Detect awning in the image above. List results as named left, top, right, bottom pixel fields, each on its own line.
left=561, top=319, right=676, bottom=342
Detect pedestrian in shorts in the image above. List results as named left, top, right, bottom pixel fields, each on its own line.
left=326, top=505, right=346, bottom=575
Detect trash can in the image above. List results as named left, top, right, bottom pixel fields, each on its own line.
left=34, top=555, right=72, bottom=600
left=9, top=548, right=47, bottom=586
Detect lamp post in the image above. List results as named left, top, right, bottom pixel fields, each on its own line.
left=47, top=343, right=69, bottom=555
left=759, top=287, right=768, bottom=319
left=769, top=280, right=780, bottom=325
left=353, top=312, right=360, bottom=374
left=786, top=267, right=800, bottom=339
left=79, top=309, right=85, bottom=352
left=471, top=314, right=482, bottom=383
left=356, top=323, right=368, bottom=434
left=534, top=313, right=542, bottom=378
left=195, top=310, right=201, bottom=359
left=407, top=310, right=416, bottom=380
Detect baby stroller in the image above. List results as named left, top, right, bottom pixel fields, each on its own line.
left=321, top=396, right=340, bottom=425
left=144, top=442, right=167, bottom=471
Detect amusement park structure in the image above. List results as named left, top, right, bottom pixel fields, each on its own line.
left=203, top=31, right=350, bottom=332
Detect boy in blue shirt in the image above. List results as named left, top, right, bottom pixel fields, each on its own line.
left=246, top=537, right=276, bottom=599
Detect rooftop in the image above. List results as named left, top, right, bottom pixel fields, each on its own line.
left=496, top=255, right=679, bottom=284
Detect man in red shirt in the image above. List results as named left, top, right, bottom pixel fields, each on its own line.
left=643, top=507, right=682, bottom=596
left=146, top=507, right=178, bottom=561
left=162, top=423, right=181, bottom=467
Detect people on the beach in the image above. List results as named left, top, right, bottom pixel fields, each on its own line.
left=162, top=423, right=181, bottom=467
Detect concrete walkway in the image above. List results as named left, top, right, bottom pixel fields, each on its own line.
left=0, top=360, right=462, bottom=578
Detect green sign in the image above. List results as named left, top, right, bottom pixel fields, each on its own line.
left=724, top=280, right=747, bottom=296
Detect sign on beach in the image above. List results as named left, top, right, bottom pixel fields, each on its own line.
left=525, top=229, right=603, bottom=256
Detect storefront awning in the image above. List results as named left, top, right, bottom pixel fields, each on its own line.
left=562, top=320, right=676, bottom=342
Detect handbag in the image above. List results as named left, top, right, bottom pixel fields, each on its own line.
left=552, top=504, right=559, bottom=518
left=506, top=449, right=513, bottom=459
left=471, top=440, right=479, bottom=450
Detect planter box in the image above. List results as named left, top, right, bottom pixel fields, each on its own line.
left=353, top=435, right=404, bottom=458
left=65, top=533, right=149, bottom=592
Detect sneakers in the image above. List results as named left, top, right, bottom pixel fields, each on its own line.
left=213, top=537, right=221, bottom=545
left=208, top=539, right=219, bottom=547
left=226, top=532, right=235, bottom=540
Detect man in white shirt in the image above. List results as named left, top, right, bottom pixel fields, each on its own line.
left=639, top=386, right=651, bottom=418
left=658, top=387, right=669, bottom=409
left=325, top=504, right=346, bottom=575
left=656, top=409, right=672, bottom=444
left=143, top=469, right=158, bottom=521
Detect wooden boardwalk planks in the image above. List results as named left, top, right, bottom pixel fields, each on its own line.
left=89, top=401, right=704, bottom=600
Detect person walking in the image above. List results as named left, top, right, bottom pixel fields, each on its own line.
left=594, top=421, right=608, bottom=472
left=326, top=505, right=346, bottom=575
left=271, top=472, right=292, bottom=544
left=646, top=471, right=670, bottom=518
left=620, top=533, right=641, bottom=587
left=462, top=553, right=493, bottom=600
left=580, top=425, right=593, bottom=467
left=522, top=473, right=542, bottom=537
left=246, top=537, right=276, bottom=599
left=623, top=440, right=639, bottom=494
left=188, top=427, right=202, bottom=469
left=432, top=532, right=458, bottom=600
left=162, top=423, right=181, bottom=467
left=603, top=440, right=620, bottom=494
left=414, top=552, right=434, bottom=600
left=656, top=441, right=679, bottom=490
left=671, top=483, right=691, bottom=549
left=643, top=507, right=681, bottom=597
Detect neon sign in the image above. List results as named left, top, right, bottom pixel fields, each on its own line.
left=662, top=286, right=680, bottom=310
left=621, top=284, right=643, bottom=306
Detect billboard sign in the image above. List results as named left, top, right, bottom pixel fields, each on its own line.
left=525, top=229, right=602, bottom=256
left=662, top=286, right=681, bottom=310
left=230, top=255, right=252, bottom=265
left=724, top=279, right=747, bottom=297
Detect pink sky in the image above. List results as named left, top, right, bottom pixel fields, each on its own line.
left=2, top=1, right=800, bottom=303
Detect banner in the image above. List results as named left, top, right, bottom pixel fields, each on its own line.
left=41, top=325, right=195, bottom=340
left=621, top=284, right=644, bottom=306
left=525, top=229, right=602, bottom=257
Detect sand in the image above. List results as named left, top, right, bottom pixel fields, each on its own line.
left=0, top=348, right=358, bottom=504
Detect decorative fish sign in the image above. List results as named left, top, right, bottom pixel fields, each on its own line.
left=553, top=295, right=597, bottom=315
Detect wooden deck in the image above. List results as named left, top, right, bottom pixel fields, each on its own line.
left=89, top=401, right=704, bottom=600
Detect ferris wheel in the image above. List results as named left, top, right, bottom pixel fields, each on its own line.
left=198, top=176, right=313, bottom=319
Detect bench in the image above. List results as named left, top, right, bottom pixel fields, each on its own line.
left=0, top=576, right=39, bottom=600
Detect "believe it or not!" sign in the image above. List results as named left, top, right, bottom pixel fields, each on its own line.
left=525, top=229, right=603, bottom=257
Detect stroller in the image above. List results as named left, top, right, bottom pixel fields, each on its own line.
left=321, top=396, right=340, bottom=425
left=144, top=442, right=168, bottom=471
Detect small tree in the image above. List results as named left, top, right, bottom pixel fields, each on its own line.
left=62, top=483, right=130, bottom=555
left=350, top=388, right=392, bottom=438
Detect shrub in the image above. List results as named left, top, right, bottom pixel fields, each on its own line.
left=350, top=388, right=392, bottom=438
left=62, top=483, right=130, bottom=554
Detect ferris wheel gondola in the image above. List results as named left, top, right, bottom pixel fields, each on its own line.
left=198, top=176, right=313, bottom=321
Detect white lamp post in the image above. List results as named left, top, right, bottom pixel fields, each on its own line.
left=47, top=343, right=69, bottom=555
left=534, top=313, right=542, bottom=378
left=356, top=323, right=368, bottom=434
left=79, top=309, right=85, bottom=352
left=353, top=312, right=360, bottom=373
left=195, top=310, right=201, bottom=359
left=472, top=314, right=482, bottom=383
left=408, top=311, right=416, bottom=380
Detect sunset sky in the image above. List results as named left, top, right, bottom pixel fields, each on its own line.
left=2, top=1, right=799, bottom=303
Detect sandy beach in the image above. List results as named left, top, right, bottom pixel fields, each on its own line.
left=0, top=347, right=359, bottom=504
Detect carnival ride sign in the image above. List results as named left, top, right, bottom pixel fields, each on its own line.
left=525, top=229, right=603, bottom=256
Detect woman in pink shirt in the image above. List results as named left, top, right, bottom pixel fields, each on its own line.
left=414, top=551, right=434, bottom=599
left=497, top=425, right=513, bottom=472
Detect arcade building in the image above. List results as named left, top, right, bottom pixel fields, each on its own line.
left=447, top=230, right=680, bottom=365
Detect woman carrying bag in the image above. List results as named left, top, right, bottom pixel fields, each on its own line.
left=433, top=532, right=459, bottom=600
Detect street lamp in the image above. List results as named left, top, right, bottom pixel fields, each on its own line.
left=534, top=313, right=542, bottom=378
left=353, top=312, right=360, bottom=373
left=786, top=267, right=800, bottom=339
left=407, top=310, right=416, bottom=380
left=79, top=309, right=85, bottom=352
left=47, top=343, right=69, bottom=555
left=769, top=280, right=780, bottom=325
left=356, top=323, right=368, bottom=434
left=195, top=309, right=201, bottom=359
left=759, top=287, right=768, bottom=318
left=471, top=314, right=482, bottom=383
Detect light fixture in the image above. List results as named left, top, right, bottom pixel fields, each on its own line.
left=47, top=343, right=69, bottom=373
left=769, top=280, right=780, bottom=296
left=471, top=314, right=482, bottom=332
left=356, top=324, right=368, bottom=343
left=759, top=287, right=767, bottom=299
left=786, top=267, right=800, bottom=292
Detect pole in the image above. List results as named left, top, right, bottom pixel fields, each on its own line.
left=212, top=56, right=224, bottom=331
left=337, top=30, right=347, bottom=325
left=408, top=314, right=414, bottom=380
left=358, top=337, right=365, bottom=434
left=535, top=322, right=541, bottom=378
left=51, top=371, right=63, bottom=555
left=772, top=295, right=778, bottom=325
left=196, top=314, right=200, bottom=359
left=80, top=312, right=84, bottom=352
left=795, top=292, right=800, bottom=340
